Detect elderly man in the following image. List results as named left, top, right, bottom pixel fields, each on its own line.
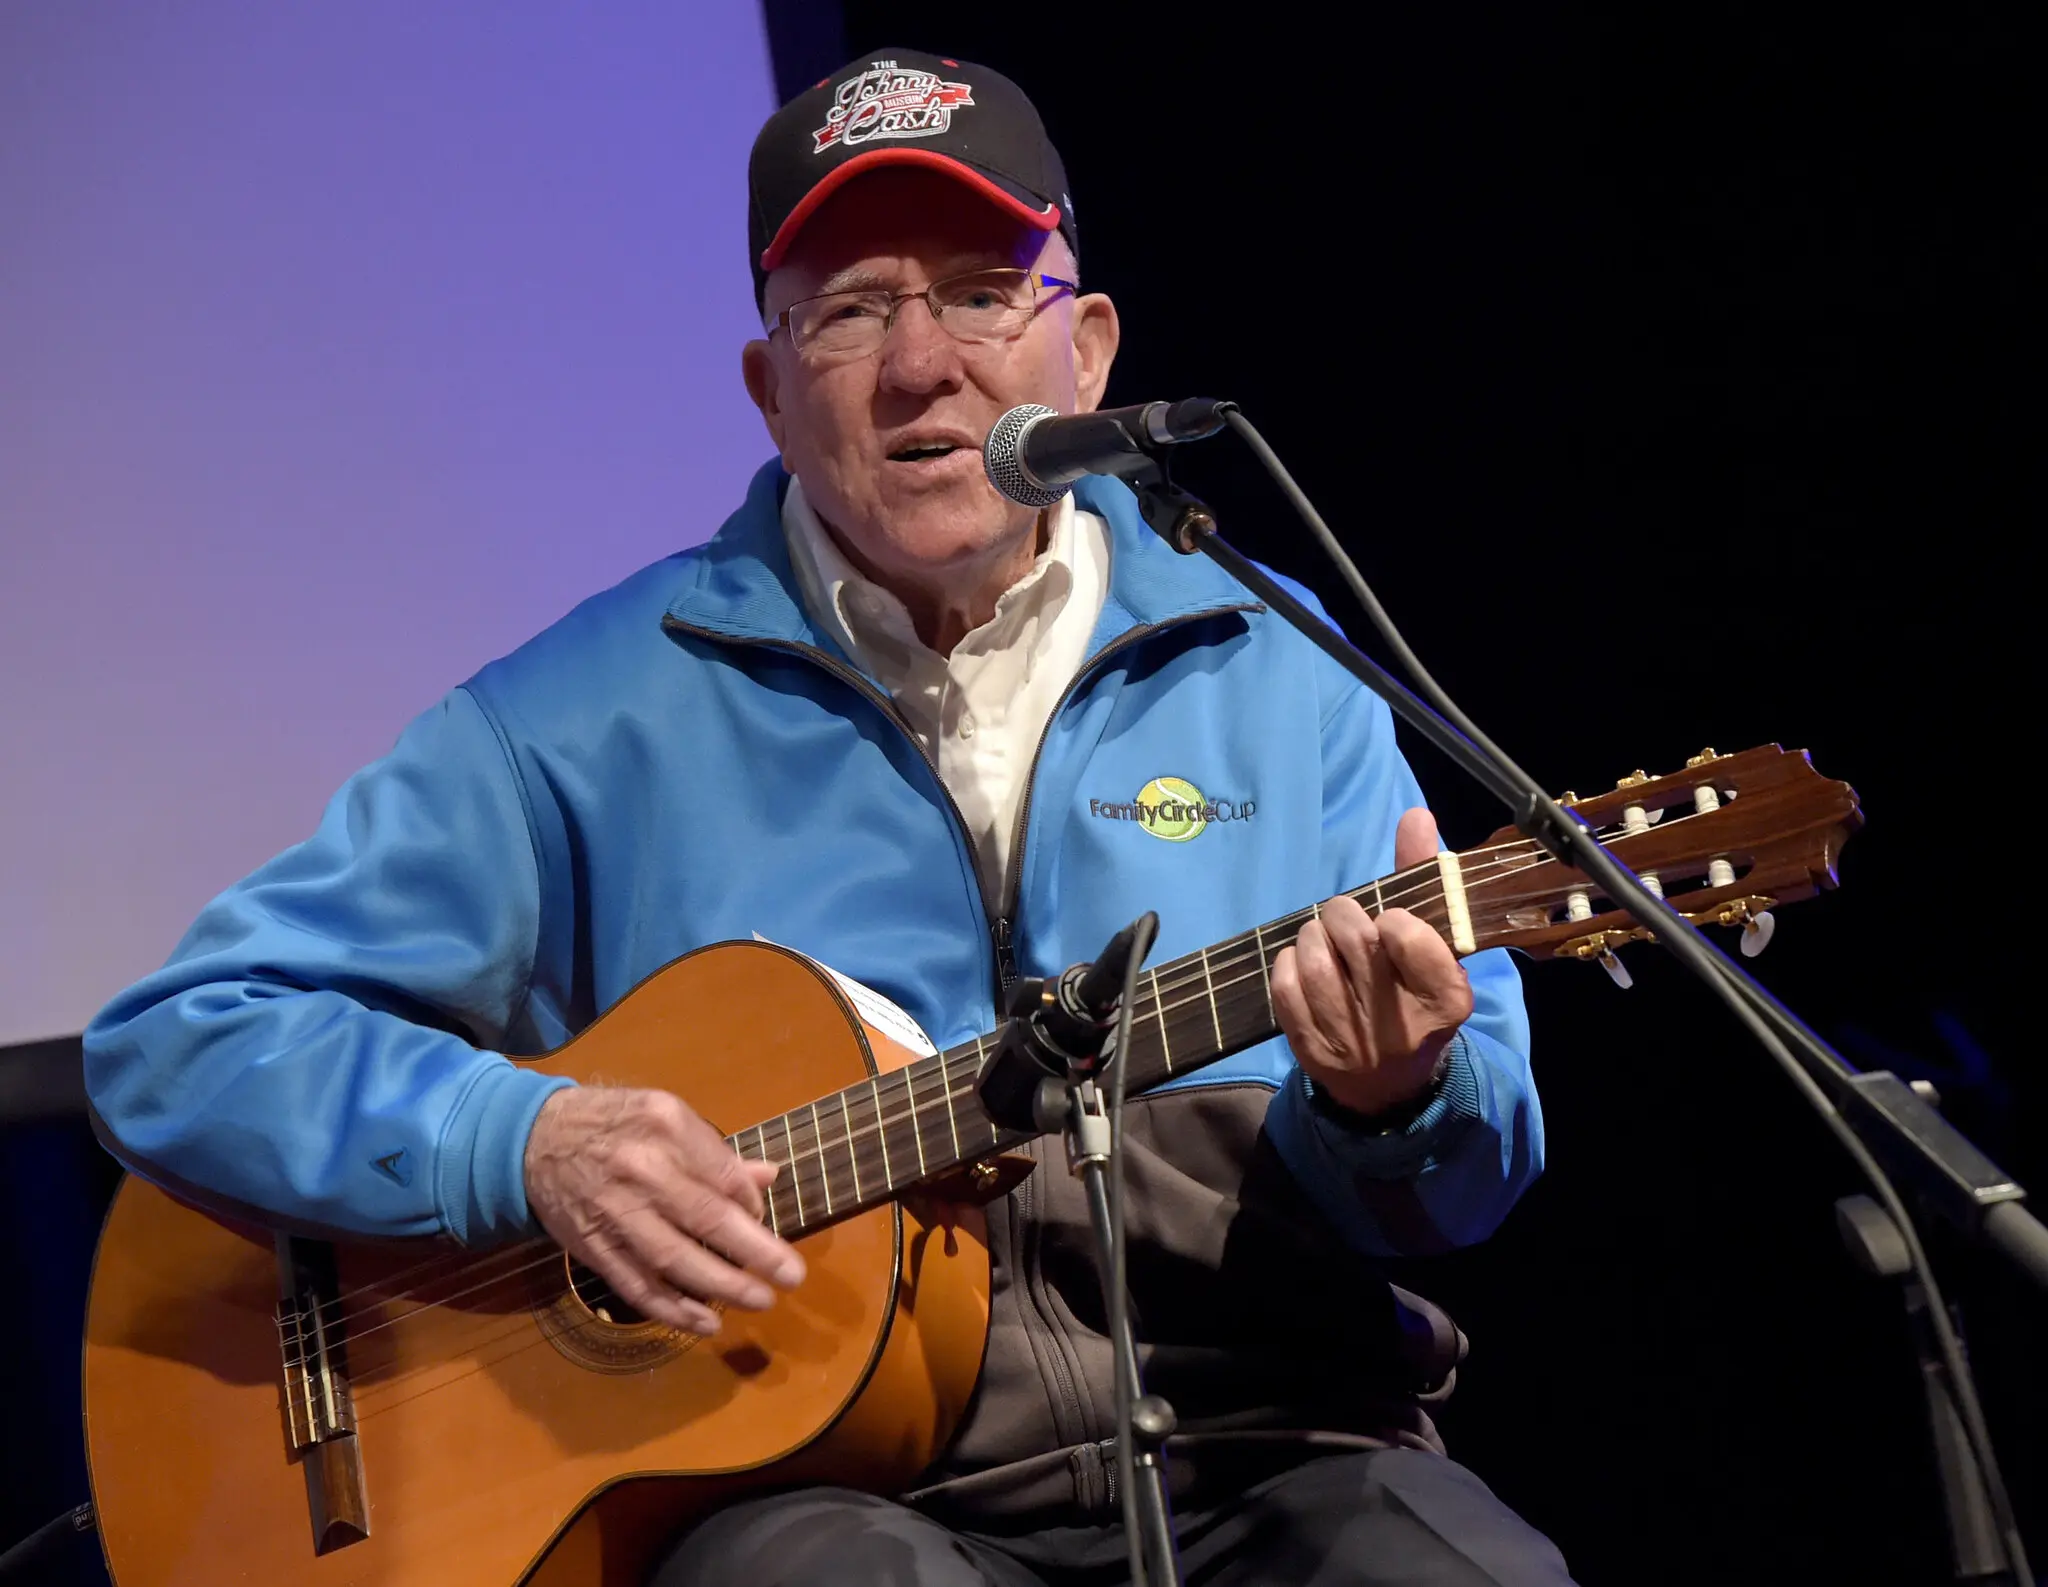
left=86, top=48, right=1570, bottom=1587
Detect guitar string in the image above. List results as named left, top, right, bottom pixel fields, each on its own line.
left=342, top=902, right=1516, bottom=1402
left=378, top=802, right=1634, bottom=1329
left=349, top=1271, right=812, bottom=1416
left=742, top=851, right=1602, bottom=1219
left=321, top=840, right=1622, bottom=1354
left=345, top=1269, right=700, bottom=1412
left=334, top=856, right=1744, bottom=1402
left=304, top=852, right=1490, bottom=1335
left=316, top=862, right=1587, bottom=1354
left=325, top=813, right=1737, bottom=1347
left=308, top=845, right=1577, bottom=1339
left=327, top=831, right=1571, bottom=1318
left=288, top=811, right=1742, bottom=1370
left=340, top=891, right=1491, bottom=1399
left=327, top=843, right=1654, bottom=1392
left=338, top=859, right=1462, bottom=1407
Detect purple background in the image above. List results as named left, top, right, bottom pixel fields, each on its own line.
left=0, top=4, right=778, bottom=1044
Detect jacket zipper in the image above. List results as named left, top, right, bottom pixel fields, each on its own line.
left=665, top=604, right=1257, bottom=1014
left=1011, top=1166, right=1084, bottom=1446
left=973, top=601, right=1259, bottom=1455
left=991, top=917, right=1018, bottom=993
left=666, top=599, right=1259, bottom=1455
left=991, top=605, right=1260, bottom=999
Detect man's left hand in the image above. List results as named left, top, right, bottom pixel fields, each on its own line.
left=1271, top=807, right=1474, bottom=1119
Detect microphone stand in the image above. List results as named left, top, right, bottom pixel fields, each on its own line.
left=1125, top=454, right=2048, bottom=1290
left=1042, top=1054, right=1182, bottom=1587
left=975, top=917, right=1182, bottom=1587
left=1123, top=442, right=2041, bottom=1580
left=1838, top=1193, right=2015, bottom=1583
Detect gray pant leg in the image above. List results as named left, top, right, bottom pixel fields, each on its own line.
left=651, top=1487, right=1051, bottom=1587
left=1179, top=1449, right=1576, bottom=1587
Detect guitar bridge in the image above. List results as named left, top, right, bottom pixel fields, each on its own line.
left=275, top=1234, right=371, bottom=1554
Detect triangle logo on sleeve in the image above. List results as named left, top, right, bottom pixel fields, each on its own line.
left=371, top=1149, right=414, bottom=1187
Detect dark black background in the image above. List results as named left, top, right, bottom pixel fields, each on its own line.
left=4, top=5, right=2037, bottom=1583
left=807, top=2, right=2039, bottom=1581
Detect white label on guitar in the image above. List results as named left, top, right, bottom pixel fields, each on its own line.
left=751, top=933, right=939, bottom=1057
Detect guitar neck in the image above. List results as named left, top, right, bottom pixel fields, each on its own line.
left=730, top=852, right=1467, bottom=1241
left=724, top=741, right=1868, bottom=1237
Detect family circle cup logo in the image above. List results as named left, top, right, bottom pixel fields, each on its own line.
left=1087, top=778, right=1259, bottom=842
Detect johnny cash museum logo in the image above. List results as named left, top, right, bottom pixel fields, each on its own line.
left=813, top=61, right=976, bottom=153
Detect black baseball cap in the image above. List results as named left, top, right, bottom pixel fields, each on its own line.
left=747, top=48, right=1077, bottom=305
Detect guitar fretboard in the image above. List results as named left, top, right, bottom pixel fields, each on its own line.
left=727, top=853, right=1471, bottom=1239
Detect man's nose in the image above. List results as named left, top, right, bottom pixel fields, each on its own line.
left=876, top=295, right=962, bottom=392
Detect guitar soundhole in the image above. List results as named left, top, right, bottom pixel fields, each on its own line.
left=566, top=1261, right=645, bottom=1326
left=537, top=1255, right=710, bottom=1373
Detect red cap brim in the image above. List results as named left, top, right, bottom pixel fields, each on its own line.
left=758, top=148, right=1062, bottom=272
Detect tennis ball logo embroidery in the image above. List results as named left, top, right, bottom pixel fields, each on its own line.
left=1135, top=776, right=1209, bottom=842
left=1089, top=779, right=1257, bottom=841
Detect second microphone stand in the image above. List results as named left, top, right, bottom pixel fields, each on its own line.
left=977, top=916, right=1182, bottom=1587
left=1038, top=1062, right=1181, bottom=1587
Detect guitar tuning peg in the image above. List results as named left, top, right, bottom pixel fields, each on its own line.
left=1739, top=910, right=1776, bottom=958
left=1622, top=801, right=1664, bottom=835
left=1598, top=950, right=1634, bottom=990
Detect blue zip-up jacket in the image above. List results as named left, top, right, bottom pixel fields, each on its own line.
left=85, top=465, right=1543, bottom=1267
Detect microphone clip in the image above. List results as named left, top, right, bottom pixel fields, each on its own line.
left=975, top=973, right=1109, bottom=1134
left=1132, top=468, right=1223, bottom=557
left=973, top=916, right=1155, bottom=1133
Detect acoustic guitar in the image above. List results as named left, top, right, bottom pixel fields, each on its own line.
left=82, top=744, right=1860, bottom=1585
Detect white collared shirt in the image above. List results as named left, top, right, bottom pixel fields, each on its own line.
left=781, top=475, right=1111, bottom=913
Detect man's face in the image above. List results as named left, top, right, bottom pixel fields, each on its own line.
left=743, top=169, right=1117, bottom=588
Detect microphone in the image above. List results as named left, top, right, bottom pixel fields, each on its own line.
left=974, top=913, right=1158, bottom=1131
left=1035, top=915, right=1151, bottom=1062
left=983, top=400, right=1233, bottom=507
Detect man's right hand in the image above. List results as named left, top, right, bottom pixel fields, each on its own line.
left=522, top=1085, right=806, bottom=1336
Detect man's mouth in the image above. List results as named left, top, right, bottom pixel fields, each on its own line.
left=887, top=443, right=965, bottom=463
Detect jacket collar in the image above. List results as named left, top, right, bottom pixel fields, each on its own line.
left=663, top=459, right=1256, bottom=651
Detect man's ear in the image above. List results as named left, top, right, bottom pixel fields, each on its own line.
left=741, top=337, right=788, bottom=455
left=1069, top=292, right=1121, bottom=416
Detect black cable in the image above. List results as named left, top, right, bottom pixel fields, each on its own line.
left=1106, top=909, right=1160, bottom=1587
left=1219, top=407, right=2034, bottom=1583
left=0, top=1504, right=95, bottom=1585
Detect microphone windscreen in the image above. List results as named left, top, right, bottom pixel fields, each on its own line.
left=983, top=404, right=1068, bottom=508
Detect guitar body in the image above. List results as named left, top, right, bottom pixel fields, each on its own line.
left=82, top=942, right=994, bottom=1587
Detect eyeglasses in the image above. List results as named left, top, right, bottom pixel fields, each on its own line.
left=771, top=268, right=1077, bottom=362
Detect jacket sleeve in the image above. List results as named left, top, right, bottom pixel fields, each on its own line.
left=82, top=685, right=574, bottom=1245
left=1262, top=664, right=1545, bottom=1257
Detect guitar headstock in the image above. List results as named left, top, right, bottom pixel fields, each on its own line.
left=1458, top=746, right=1862, bottom=974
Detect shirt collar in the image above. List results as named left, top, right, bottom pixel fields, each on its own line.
left=780, top=474, right=1079, bottom=673
left=663, top=460, right=1254, bottom=651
